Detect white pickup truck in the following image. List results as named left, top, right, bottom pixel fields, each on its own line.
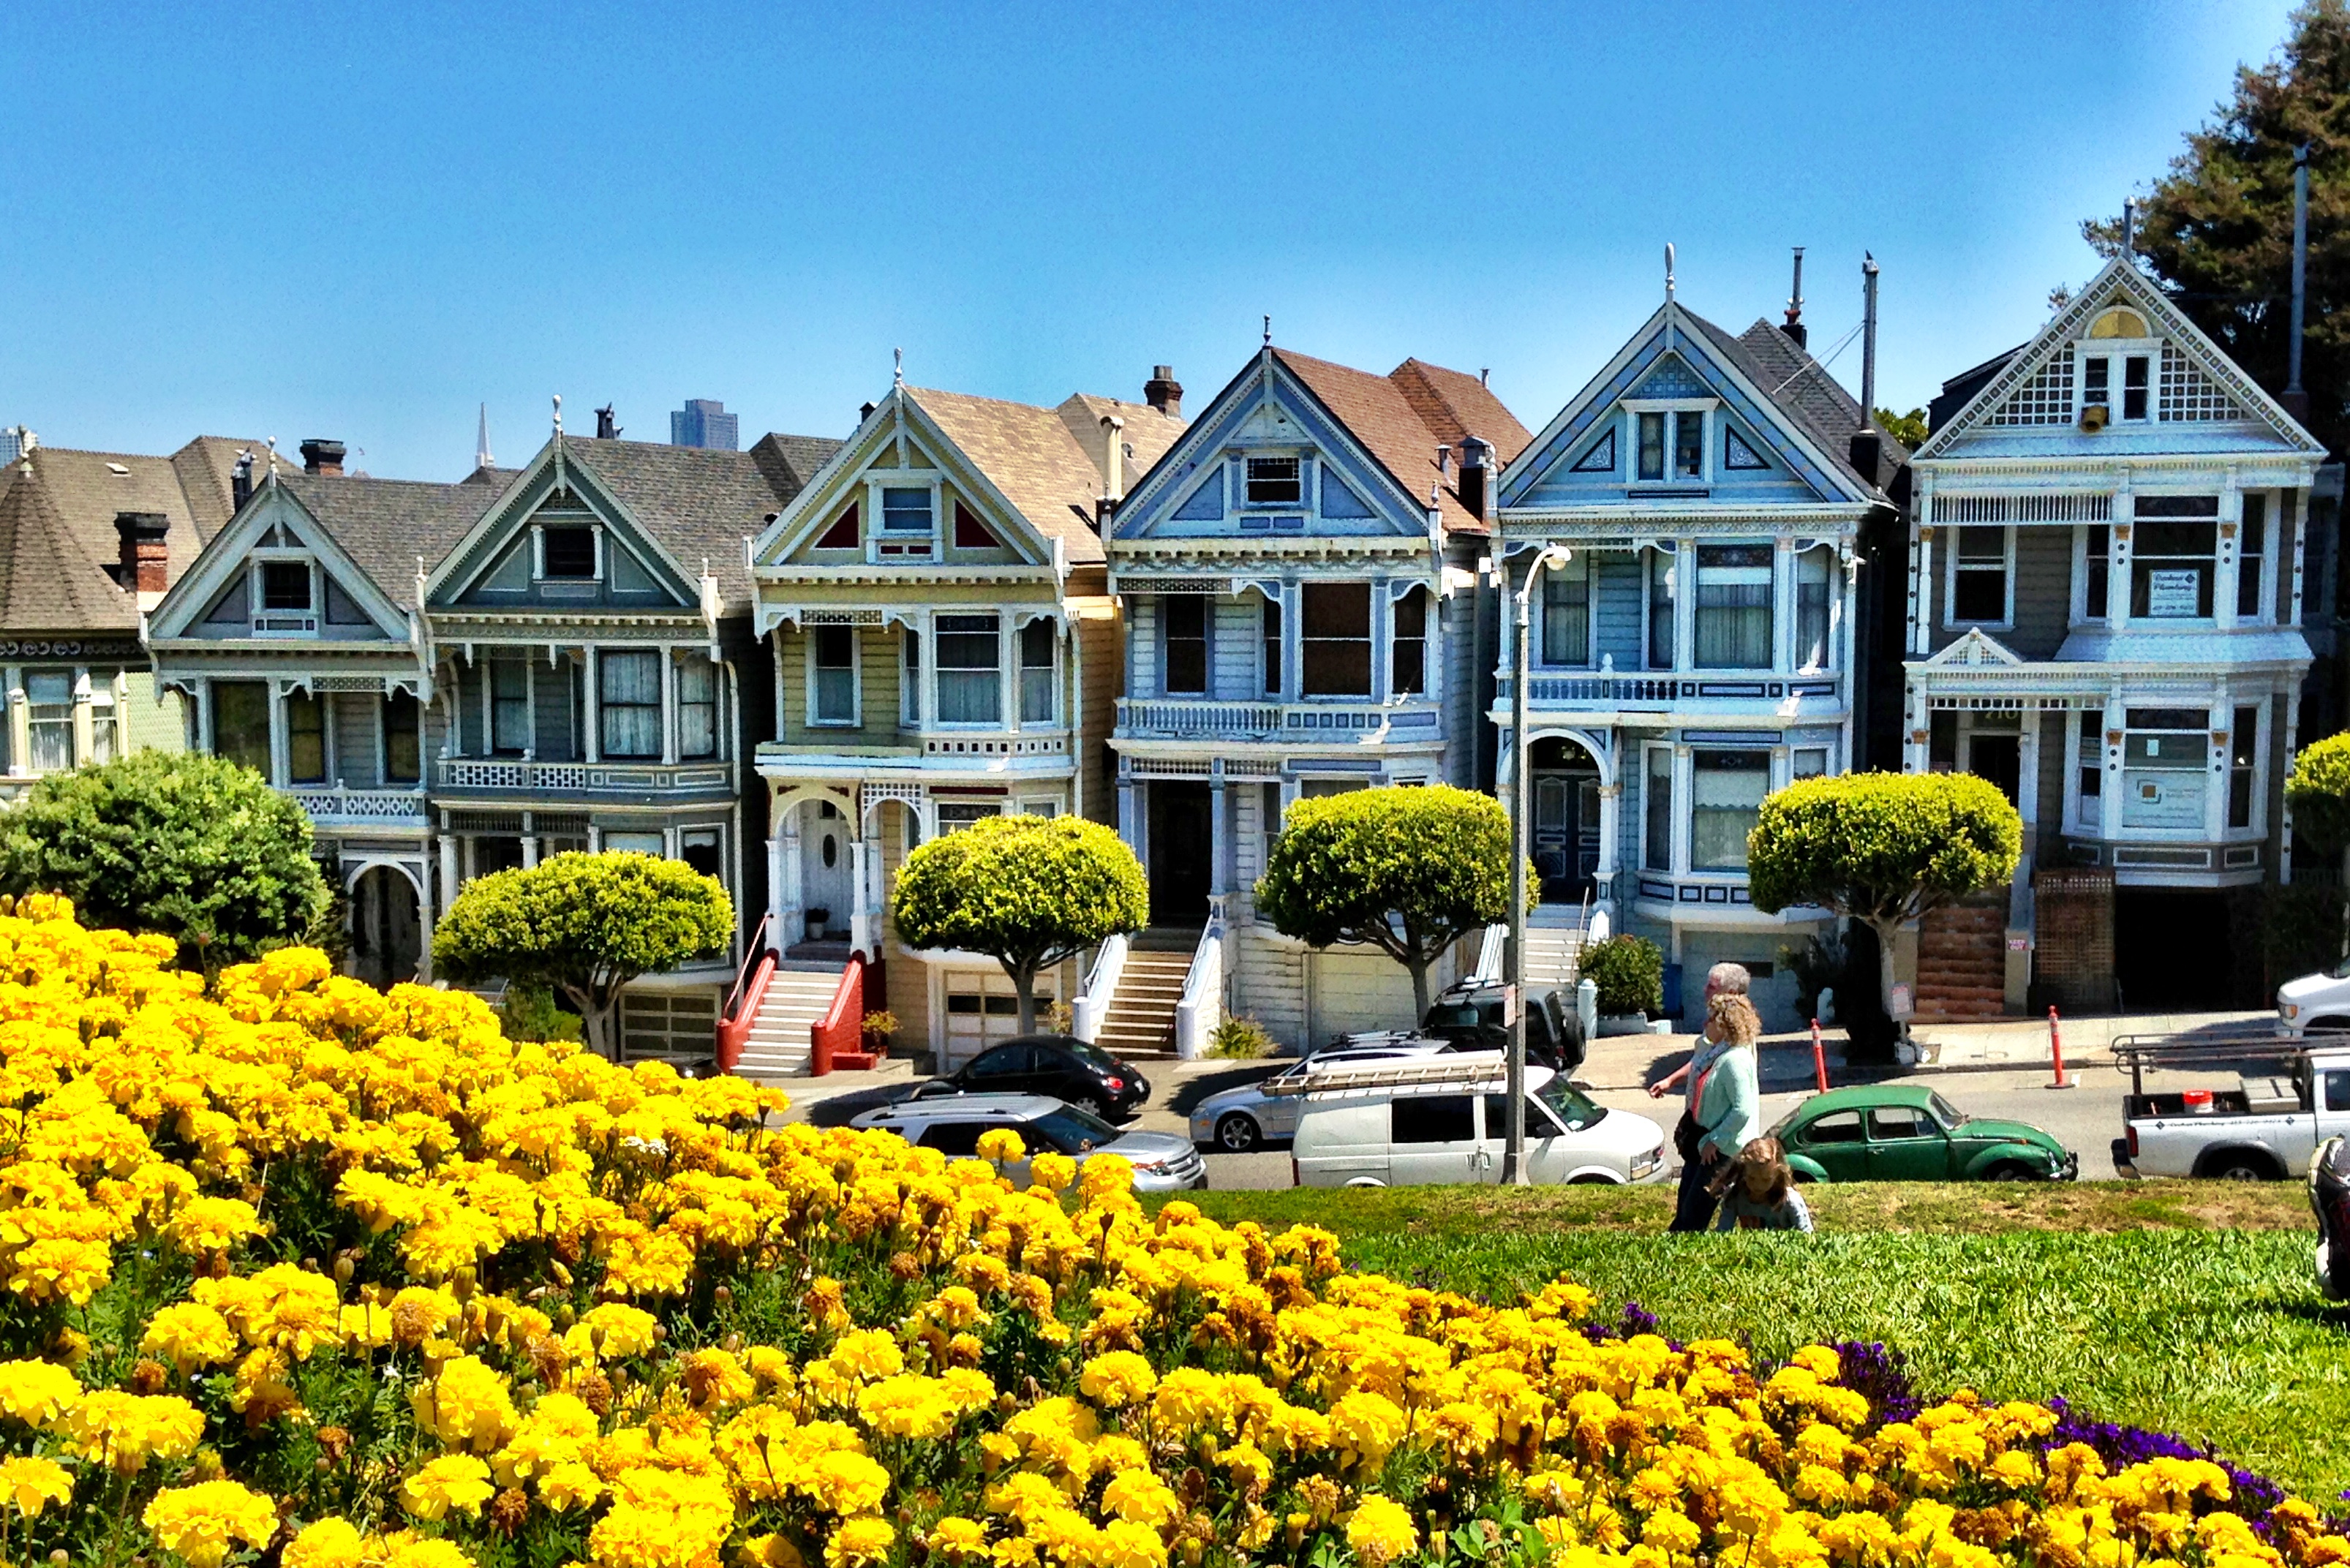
left=2114, top=1039, right=2350, bottom=1181
left=2278, top=960, right=2350, bottom=1036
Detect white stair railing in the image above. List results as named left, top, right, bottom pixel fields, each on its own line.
left=1470, top=922, right=1507, bottom=984
left=1070, top=933, right=1129, bottom=1044
left=1172, top=920, right=1224, bottom=1059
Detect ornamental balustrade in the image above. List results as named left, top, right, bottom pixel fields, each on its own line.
left=281, top=785, right=430, bottom=824
left=434, top=758, right=731, bottom=793
left=1115, top=697, right=1442, bottom=739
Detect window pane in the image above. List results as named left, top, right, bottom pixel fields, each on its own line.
left=1649, top=551, right=1675, bottom=669
left=1391, top=586, right=1428, bottom=695
left=1162, top=596, right=1207, bottom=696
left=543, top=527, right=596, bottom=578
left=1796, top=548, right=1831, bottom=668
left=2123, top=355, right=2150, bottom=421
left=813, top=627, right=854, bottom=724
left=212, top=681, right=271, bottom=773
left=1644, top=748, right=1673, bottom=870
left=902, top=628, right=922, bottom=725
left=1692, top=750, right=1769, bottom=871
left=2238, top=495, right=2267, bottom=618
left=385, top=691, right=421, bottom=783
left=2230, top=703, right=2258, bottom=829
left=287, top=692, right=325, bottom=783
left=936, top=615, right=1001, bottom=723
left=1673, top=410, right=1703, bottom=479
left=2084, top=525, right=2109, bottom=619
left=1261, top=596, right=1281, bottom=696
left=1951, top=526, right=2007, bottom=622
left=679, top=655, right=718, bottom=758
left=1391, top=1095, right=1474, bottom=1145
left=936, top=802, right=1000, bottom=832
left=1637, top=412, right=1665, bottom=481
left=600, top=650, right=661, bottom=757
left=261, top=561, right=311, bottom=609
left=491, top=657, right=530, bottom=753
left=1300, top=582, right=1371, bottom=697
left=2131, top=519, right=2217, bottom=618
left=1695, top=545, right=1772, bottom=668
left=882, top=488, right=933, bottom=532
left=1540, top=554, right=1589, bottom=666
left=2084, top=356, right=2111, bottom=406
left=1246, top=456, right=1301, bottom=504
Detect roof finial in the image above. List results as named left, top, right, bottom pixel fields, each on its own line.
left=2120, top=197, right=2137, bottom=255
left=265, top=436, right=278, bottom=477
left=1665, top=243, right=1676, bottom=302
left=475, top=403, right=494, bottom=470
left=552, top=393, right=563, bottom=437
left=1263, top=314, right=1272, bottom=347
left=893, top=347, right=904, bottom=388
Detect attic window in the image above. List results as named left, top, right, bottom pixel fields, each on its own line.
left=1246, top=456, right=1302, bottom=505
left=543, top=526, right=597, bottom=578
left=2089, top=308, right=2150, bottom=339
left=260, top=562, right=312, bottom=611
left=105, top=463, right=129, bottom=477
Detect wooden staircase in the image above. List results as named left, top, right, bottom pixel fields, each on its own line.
left=732, top=962, right=848, bottom=1079
left=1095, top=928, right=1194, bottom=1058
left=1913, top=896, right=2008, bottom=1022
left=1523, top=909, right=1595, bottom=997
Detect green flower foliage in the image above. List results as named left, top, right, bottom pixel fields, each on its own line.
left=2286, top=730, right=2350, bottom=851
left=0, top=750, right=328, bottom=972
left=1255, top=783, right=1516, bottom=1018
left=1579, top=933, right=1665, bottom=1017
left=1747, top=772, right=2021, bottom=927
left=432, top=851, right=733, bottom=1057
left=889, top=815, right=1148, bottom=1034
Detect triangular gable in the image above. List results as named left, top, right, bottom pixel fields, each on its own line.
left=1499, top=304, right=1877, bottom=510
left=751, top=388, right=1061, bottom=570
left=1917, top=257, right=2326, bottom=458
left=426, top=438, right=701, bottom=609
left=1110, top=350, right=1435, bottom=541
left=1918, top=627, right=2026, bottom=667
left=148, top=478, right=412, bottom=641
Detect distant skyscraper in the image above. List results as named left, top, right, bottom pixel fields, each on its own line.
left=1, top=426, right=31, bottom=464
left=671, top=399, right=739, bottom=451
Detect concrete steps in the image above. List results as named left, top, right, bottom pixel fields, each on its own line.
left=733, top=962, right=846, bottom=1078
left=1913, top=899, right=2008, bottom=1024
left=1096, top=942, right=1191, bottom=1059
left=1522, top=908, right=1597, bottom=996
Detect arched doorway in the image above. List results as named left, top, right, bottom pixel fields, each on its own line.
left=1529, top=735, right=1603, bottom=903
left=350, top=865, right=422, bottom=990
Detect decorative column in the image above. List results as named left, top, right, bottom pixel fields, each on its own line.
left=767, top=828, right=784, bottom=938
left=1908, top=479, right=1932, bottom=655
left=1914, top=524, right=1936, bottom=655
left=4, top=671, right=23, bottom=775
left=2207, top=686, right=2232, bottom=843
left=779, top=813, right=804, bottom=947
left=1772, top=538, right=1796, bottom=673
left=1208, top=763, right=1229, bottom=920
left=439, top=834, right=459, bottom=910
left=2216, top=469, right=2244, bottom=630
left=849, top=834, right=871, bottom=957
left=2016, top=703, right=2042, bottom=844
left=1671, top=744, right=1693, bottom=875
left=582, top=647, right=600, bottom=764
left=660, top=649, right=679, bottom=764
left=70, top=672, right=93, bottom=767
left=1673, top=540, right=1695, bottom=673
left=1594, top=783, right=1621, bottom=903
left=2110, top=480, right=2135, bottom=631
left=268, top=684, right=290, bottom=787
left=521, top=836, right=541, bottom=869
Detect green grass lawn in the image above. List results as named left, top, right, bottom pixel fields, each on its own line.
left=1161, top=1183, right=2350, bottom=1502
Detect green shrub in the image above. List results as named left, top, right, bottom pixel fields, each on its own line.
left=1580, top=933, right=1664, bottom=1017
left=1207, top=1014, right=1274, bottom=1060
left=497, top=983, right=584, bottom=1043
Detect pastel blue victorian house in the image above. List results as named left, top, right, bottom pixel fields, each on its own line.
left=1101, top=347, right=1529, bottom=1049
left=1494, top=279, right=1906, bottom=1029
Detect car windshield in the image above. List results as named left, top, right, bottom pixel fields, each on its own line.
left=1537, top=1079, right=1607, bottom=1133
left=1927, top=1092, right=1967, bottom=1128
left=1063, top=1040, right=1121, bottom=1072
left=1425, top=1004, right=1482, bottom=1030
left=1029, top=1104, right=1119, bottom=1154
left=2332, top=954, right=2350, bottom=981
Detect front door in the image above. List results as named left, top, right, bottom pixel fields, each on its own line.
left=1148, top=781, right=1212, bottom=922
left=1865, top=1104, right=1954, bottom=1180
left=1532, top=771, right=1601, bottom=901
left=349, top=866, right=421, bottom=990
left=798, top=799, right=854, bottom=943
left=1966, top=734, right=2022, bottom=807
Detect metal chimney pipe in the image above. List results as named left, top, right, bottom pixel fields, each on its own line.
left=2291, top=143, right=2311, bottom=397
left=1860, top=253, right=1880, bottom=419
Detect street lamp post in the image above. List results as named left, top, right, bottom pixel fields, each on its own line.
left=1504, top=543, right=1573, bottom=1186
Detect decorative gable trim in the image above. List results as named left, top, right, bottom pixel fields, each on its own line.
left=1919, top=627, right=2025, bottom=667
left=147, top=478, right=413, bottom=644
left=423, top=440, right=701, bottom=611
left=1916, top=257, right=2326, bottom=457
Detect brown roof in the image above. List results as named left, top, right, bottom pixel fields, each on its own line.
left=563, top=436, right=837, bottom=612
left=909, top=387, right=1172, bottom=565
left=1271, top=349, right=1529, bottom=533
left=1056, top=393, right=1189, bottom=491
left=0, top=436, right=263, bottom=633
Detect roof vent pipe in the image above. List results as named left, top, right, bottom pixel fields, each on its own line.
left=1859, top=253, right=1880, bottom=424
left=1782, top=246, right=1807, bottom=348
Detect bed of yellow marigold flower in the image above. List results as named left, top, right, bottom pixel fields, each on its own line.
left=0, top=894, right=2333, bottom=1568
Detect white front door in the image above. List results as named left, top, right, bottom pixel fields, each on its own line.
left=798, top=799, right=854, bottom=942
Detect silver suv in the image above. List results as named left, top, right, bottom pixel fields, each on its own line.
left=852, top=1093, right=1208, bottom=1192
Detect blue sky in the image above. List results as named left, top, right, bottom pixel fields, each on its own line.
left=0, top=1, right=2301, bottom=478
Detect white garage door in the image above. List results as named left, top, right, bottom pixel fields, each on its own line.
left=940, top=968, right=1061, bottom=1071
left=1308, top=949, right=1419, bottom=1045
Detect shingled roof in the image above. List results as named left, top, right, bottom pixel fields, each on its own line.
left=1271, top=350, right=1531, bottom=533
left=0, top=436, right=262, bottom=633
left=1679, top=314, right=1908, bottom=491
left=907, top=388, right=1169, bottom=566
left=561, top=434, right=840, bottom=612
left=269, top=472, right=499, bottom=608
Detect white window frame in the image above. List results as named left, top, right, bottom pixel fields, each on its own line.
left=1015, top=614, right=1060, bottom=727
left=865, top=474, right=943, bottom=565
left=2227, top=701, right=2267, bottom=837
left=1622, top=399, right=1717, bottom=486
left=929, top=613, right=1006, bottom=728
left=2070, top=523, right=2114, bottom=625
left=1641, top=742, right=1676, bottom=872
left=531, top=519, right=604, bottom=582
left=249, top=549, right=320, bottom=636
left=1534, top=551, right=1594, bottom=670
left=2076, top=339, right=2160, bottom=425
left=1241, top=452, right=1308, bottom=509
left=1942, top=524, right=2016, bottom=629
left=805, top=624, right=862, bottom=729
left=2237, top=492, right=2274, bottom=625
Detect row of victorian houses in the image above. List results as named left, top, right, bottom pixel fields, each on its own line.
left=0, top=246, right=2333, bottom=1065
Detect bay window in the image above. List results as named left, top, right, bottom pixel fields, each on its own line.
left=1391, top=587, right=1428, bottom=695
left=1795, top=547, right=1832, bottom=668
left=1949, top=526, right=2008, bottom=624
left=935, top=614, right=1001, bottom=723
left=1020, top=619, right=1055, bottom=723
left=2230, top=704, right=2259, bottom=830
left=1694, top=545, right=1772, bottom=669
left=287, top=691, right=326, bottom=783
left=679, top=655, right=719, bottom=757
left=211, top=681, right=271, bottom=774
left=2119, top=708, right=2207, bottom=830
left=599, top=650, right=661, bottom=758
left=936, top=801, right=1001, bottom=832
left=1690, top=750, right=1769, bottom=870
left=2131, top=497, right=2220, bottom=619
left=26, top=674, right=72, bottom=773
left=2238, top=494, right=2267, bottom=619
left=490, top=656, right=529, bottom=754
left=1540, top=553, right=1590, bottom=666
left=811, top=627, right=856, bottom=725
left=1300, top=582, right=1371, bottom=697
left=1163, top=596, right=1208, bottom=696
left=1643, top=747, right=1673, bottom=870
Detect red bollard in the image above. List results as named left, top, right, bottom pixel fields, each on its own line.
left=2047, top=1005, right=2076, bottom=1090
left=1810, top=1017, right=1830, bottom=1093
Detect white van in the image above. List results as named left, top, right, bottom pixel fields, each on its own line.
left=1287, top=1052, right=1668, bottom=1188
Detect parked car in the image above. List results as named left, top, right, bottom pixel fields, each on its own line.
left=851, top=1093, right=1207, bottom=1192
left=1340, top=980, right=1586, bottom=1074
left=2114, top=1041, right=2350, bottom=1181
left=2276, top=960, right=2350, bottom=1036
left=1771, top=1085, right=2077, bottom=1183
left=1289, top=1052, right=1667, bottom=1188
left=1188, top=1039, right=1456, bottom=1153
left=912, top=1035, right=1149, bottom=1119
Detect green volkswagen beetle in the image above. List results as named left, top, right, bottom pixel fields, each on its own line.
left=1769, top=1085, right=2078, bottom=1183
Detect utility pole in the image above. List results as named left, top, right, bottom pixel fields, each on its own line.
left=2291, top=143, right=2311, bottom=412
left=1504, top=543, right=1572, bottom=1185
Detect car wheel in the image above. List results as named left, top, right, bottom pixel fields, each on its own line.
left=1082, top=1093, right=1115, bottom=1121
left=2200, top=1150, right=2282, bottom=1183
left=1213, top=1112, right=1262, bottom=1153
left=1981, top=1160, right=2041, bottom=1183
left=1791, top=1170, right=1818, bottom=1186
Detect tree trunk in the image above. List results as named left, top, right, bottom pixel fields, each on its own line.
left=2339, top=846, right=2349, bottom=962
left=1406, top=957, right=1431, bottom=1025
left=1009, top=960, right=1038, bottom=1035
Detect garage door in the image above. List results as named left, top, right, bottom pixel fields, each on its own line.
left=940, top=968, right=1060, bottom=1071
left=1308, top=949, right=1418, bottom=1045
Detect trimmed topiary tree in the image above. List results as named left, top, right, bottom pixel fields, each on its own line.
left=1256, top=783, right=1518, bottom=1020
left=2287, top=731, right=2350, bottom=959
left=1579, top=933, right=1665, bottom=1018
left=1747, top=772, right=2022, bottom=1059
left=0, top=749, right=329, bottom=973
left=889, top=814, right=1149, bottom=1035
left=432, top=850, right=734, bottom=1059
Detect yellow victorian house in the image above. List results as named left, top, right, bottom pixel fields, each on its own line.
left=748, top=369, right=1184, bottom=1068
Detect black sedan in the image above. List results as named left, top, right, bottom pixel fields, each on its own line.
left=912, top=1035, right=1150, bottom=1120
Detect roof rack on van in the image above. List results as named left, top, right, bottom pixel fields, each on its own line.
left=1260, top=1054, right=1513, bottom=1098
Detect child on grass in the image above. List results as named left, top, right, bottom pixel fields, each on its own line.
left=1709, top=1137, right=1814, bottom=1232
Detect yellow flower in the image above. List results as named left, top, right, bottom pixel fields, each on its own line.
left=1077, top=1350, right=1156, bottom=1408
left=282, top=1518, right=366, bottom=1568
left=399, top=1452, right=496, bottom=1520
left=0, top=1455, right=71, bottom=1518
left=976, top=1128, right=1025, bottom=1164
left=0, top=1358, right=81, bottom=1427
left=141, top=1303, right=239, bottom=1375
left=142, top=1479, right=277, bottom=1568
left=1347, top=1495, right=1418, bottom=1568
left=829, top=1517, right=896, bottom=1567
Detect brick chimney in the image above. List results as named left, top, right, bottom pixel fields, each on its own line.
left=299, top=439, right=345, bottom=476
left=115, top=512, right=170, bottom=598
left=1145, top=365, right=1183, bottom=418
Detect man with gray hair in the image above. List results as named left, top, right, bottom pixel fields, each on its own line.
left=1650, top=961, right=1761, bottom=1231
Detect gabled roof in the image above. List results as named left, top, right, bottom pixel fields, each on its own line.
left=905, top=387, right=1134, bottom=564
left=1271, top=349, right=1531, bottom=532
left=561, top=437, right=837, bottom=609
left=0, top=435, right=263, bottom=633
left=268, top=472, right=500, bottom=608
left=1722, top=318, right=1910, bottom=483
left=1057, top=393, right=1188, bottom=484
left=1915, top=255, right=2327, bottom=460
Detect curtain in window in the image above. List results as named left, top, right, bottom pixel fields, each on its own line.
left=88, top=685, right=116, bottom=766
left=1648, top=550, right=1676, bottom=670
left=1020, top=619, right=1055, bottom=723
left=1390, top=587, right=1428, bottom=694
left=287, top=692, right=326, bottom=783
left=935, top=614, right=1001, bottom=723
left=1540, top=554, right=1589, bottom=666
left=1691, top=750, right=1769, bottom=870
left=1695, top=545, right=1772, bottom=669
left=679, top=655, right=719, bottom=756
left=211, top=681, right=271, bottom=774
left=1300, top=583, right=1371, bottom=697
left=812, top=628, right=855, bottom=725
left=26, top=673, right=72, bottom=774
left=600, top=650, right=662, bottom=758
left=1796, top=546, right=1832, bottom=668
